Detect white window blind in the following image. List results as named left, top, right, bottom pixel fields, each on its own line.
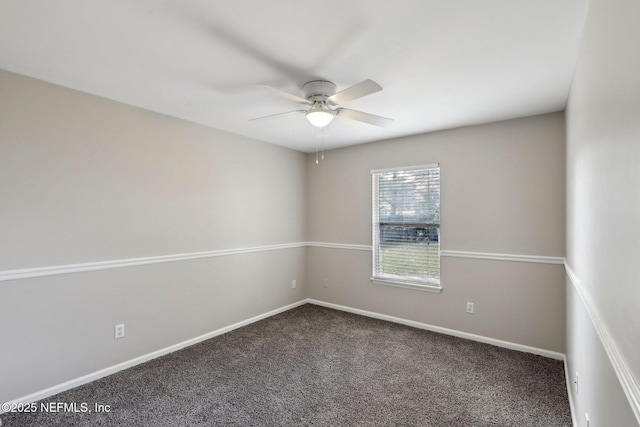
left=371, top=165, right=441, bottom=289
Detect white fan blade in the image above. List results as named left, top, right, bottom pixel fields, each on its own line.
left=256, top=85, right=311, bottom=105
left=250, top=110, right=307, bottom=121
left=336, top=108, right=393, bottom=127
left=328, top=79, right=382, bottom=105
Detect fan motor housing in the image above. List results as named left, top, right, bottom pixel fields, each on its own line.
left=303, top=80, right=336, bottom=103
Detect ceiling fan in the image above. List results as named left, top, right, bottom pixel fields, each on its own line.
left=251, top=79, right=393, bottom=128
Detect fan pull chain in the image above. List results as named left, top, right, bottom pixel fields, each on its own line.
left=315, top=127, right=327, bottom=164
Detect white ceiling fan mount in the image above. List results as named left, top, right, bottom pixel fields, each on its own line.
left=302, top=80, right=337, bottom=127
left=302, top=80, right=337, bottom=102
left=252, top=79, right=394, bottom=129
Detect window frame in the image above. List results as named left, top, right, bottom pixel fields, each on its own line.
left=370, top=164, right=442, bottom=293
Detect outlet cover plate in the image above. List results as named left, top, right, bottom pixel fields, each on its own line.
left=114, top=324, right=125, bottom=339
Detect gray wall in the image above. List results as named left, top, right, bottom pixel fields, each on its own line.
left=0, top=70, right=307, bottom=403
left=565, top=0, right=640, bottom=424
left=306, top=113, right=567, bottom=353
left=1, top=69, right=570, bottom=404
left=10, top=30, right=636, bottom=423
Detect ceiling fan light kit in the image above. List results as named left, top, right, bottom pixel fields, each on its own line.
left=252, top=79, right=393, bottom=129
left=305, top=102, right=334, bottom=127
left=303, top=80, right=336, bottom=128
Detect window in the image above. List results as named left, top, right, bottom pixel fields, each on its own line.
left=371, top=164, right=441, bottom=292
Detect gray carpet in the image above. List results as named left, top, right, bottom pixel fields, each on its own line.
left=1, top=304, right=572, bottom=426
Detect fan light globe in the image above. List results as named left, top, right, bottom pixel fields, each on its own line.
left=305, top=103, right=334, bottom=128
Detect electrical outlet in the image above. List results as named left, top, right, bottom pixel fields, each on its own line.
left=466, top=302, right=474, bottom=314
left=575, top=372, right=579, bottom=395
left=292, top=279, right=297, bottom=289
left=114, top=324, right=125, bottom=339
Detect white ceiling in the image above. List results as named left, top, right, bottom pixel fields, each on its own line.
left=0, top=1, right=588, bottom=153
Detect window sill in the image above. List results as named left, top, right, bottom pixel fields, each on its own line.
left=370, top=277, right=442, bottom=293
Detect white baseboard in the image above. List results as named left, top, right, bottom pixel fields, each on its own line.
left=3, top=297, right=568, bottom=417
left=307, top=298, right=565, bottom=360
left=1, top=299, right=308, bottom=413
